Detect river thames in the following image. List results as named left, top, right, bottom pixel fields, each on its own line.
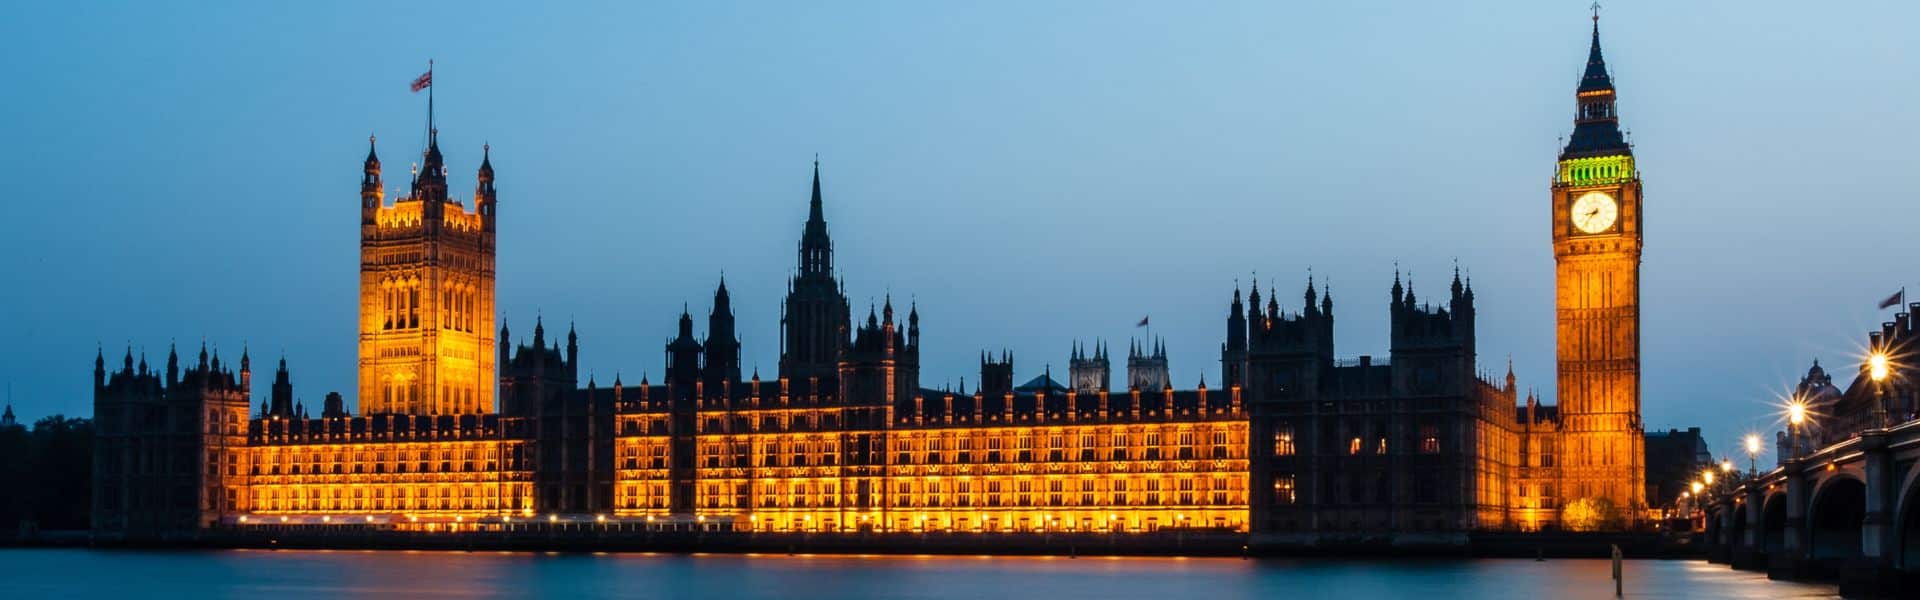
left=0, top=549, right=1837, bottom=599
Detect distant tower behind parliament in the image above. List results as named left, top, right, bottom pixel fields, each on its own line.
left=358, top=127, right=498, bottom=415
left=1551, top=15, right=1646, bottom=514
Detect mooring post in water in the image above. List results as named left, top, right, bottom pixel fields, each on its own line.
left=1610, top=544, right=1623, bottom=597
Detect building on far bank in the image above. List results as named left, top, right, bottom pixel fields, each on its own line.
left=1642, top=427, right=1712, bottom=510
left=91, top=16, right=1651, bottom=540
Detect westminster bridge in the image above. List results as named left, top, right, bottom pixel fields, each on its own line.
left=1700, top=410, right=1920, bottom=596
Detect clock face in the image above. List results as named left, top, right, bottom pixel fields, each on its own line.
left=1571, top=191, right=1619, bottom=234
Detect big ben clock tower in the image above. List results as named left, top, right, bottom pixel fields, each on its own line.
left=1552, top=14, right=1646, bottom=518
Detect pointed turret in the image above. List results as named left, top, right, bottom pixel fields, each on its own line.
left=476, top=143, right=497, bottom=228
left=499, top=320, right=512, bottom=366
left=270, top=356, right=294, bottom=417
left=566, top=321, right=579, bottom=367
left=668, top=305, right=703, bottom=385
left=705, top=278, right=741, bottom=385
left=94, top=347, right=105, bottom=389
left=907, top=300, right=920, bottom=347
left=362, top=135, right=384, bottom=216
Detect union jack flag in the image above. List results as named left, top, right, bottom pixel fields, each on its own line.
left=410, top=69, right=432, bottom=93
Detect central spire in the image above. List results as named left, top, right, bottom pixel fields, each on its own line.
left=798, top=158, right=834, bottom=278
left=1579, top=11, right=1614, bottom=94
left=809, top=155, right=824, bottom=224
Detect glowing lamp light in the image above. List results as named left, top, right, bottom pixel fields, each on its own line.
left=1787, top=401, right=1807, bottom=427
left=549, top=514, right=558, bottom=523
left=322, top=516, right=331, bottom=523
left=697, top=515, right=706, bottom=523
left=1870, top=353, right=1891, bottom=382
left=1721, top=460, right=1734, bottom=473
left=1702, top=470, right=1715, bottom=486
left=238, top=516, right=248, bottom=523
left=1744, top=434, right=1762, bottom=456
left=280, top=516, right=289, bottom=523
left=596, top=515, right=606, bottom=523
left=366, top=515, right=375, bottom=523
left=1690, top=481, right=1704, bottom=495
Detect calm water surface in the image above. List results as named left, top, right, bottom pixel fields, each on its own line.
left=0, top=549, right=1837, bottom=599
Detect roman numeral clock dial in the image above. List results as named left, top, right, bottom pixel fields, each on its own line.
left=1570, top=191, right=1618, bottom=234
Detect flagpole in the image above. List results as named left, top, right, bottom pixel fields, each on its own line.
left=427, top=59, right=435, bottom=140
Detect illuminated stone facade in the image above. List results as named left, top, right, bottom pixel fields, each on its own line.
left=90, top=20, right=1648, bottom=538
left=357, top=132, right=497, bottom=416
left=1540, top=18, right=1647, bottom=524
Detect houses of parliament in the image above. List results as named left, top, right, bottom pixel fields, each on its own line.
left=92, top=20, right=1647, bottom=540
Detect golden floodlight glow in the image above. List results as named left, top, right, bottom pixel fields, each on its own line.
left=1870, top=353, right=1891, bottom=382
left=1702, top=470, right=1714, bottom=485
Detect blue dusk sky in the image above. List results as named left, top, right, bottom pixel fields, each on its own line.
left=1, top=1, right=1915, bottom=463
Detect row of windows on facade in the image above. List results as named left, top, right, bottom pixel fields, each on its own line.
left=379, top=279, right=482, bottom=333
left=249, top=446, right=523, bottom=476
left=250, top=485, right=532, bottom=512
left=378, top=381, right=482, bottom=415
left=676, top=433, right=1249, bottom=468
left=243, top=476, right=1249, bottom=513
left=1270, top=426, right=1444, bottom=456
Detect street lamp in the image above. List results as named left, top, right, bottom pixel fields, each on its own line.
left=1744, top=434, right=1761, bottom=475
left=1702, top=469, right=1714, bottom=487
left=1871, top=352, right=1892, bottom=427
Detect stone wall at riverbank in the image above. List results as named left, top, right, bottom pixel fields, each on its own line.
left=12, top=527, right=1698, bottom=559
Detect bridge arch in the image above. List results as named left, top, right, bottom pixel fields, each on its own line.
left=1899, top=466, right=1920, bottom=570
left=1705, top=505, right=1724, bottom=546
left=1762, top=491, right=1788, bottom=556
left=1724, top=498, right=1748, bottom=550
left=1807, top=474, right=1866, bottom=562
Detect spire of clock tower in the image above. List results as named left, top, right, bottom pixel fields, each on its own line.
left=1562, top=12, right=1630, bottom=160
